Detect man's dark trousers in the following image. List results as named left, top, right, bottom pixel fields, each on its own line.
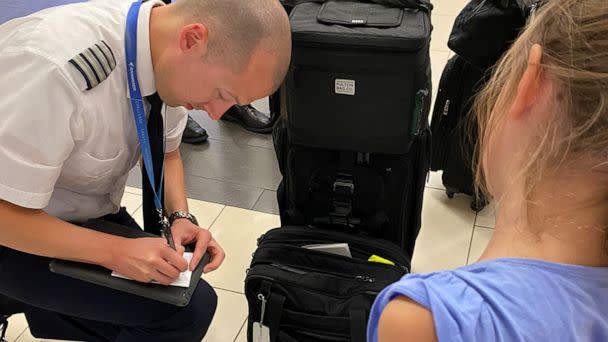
left=0, top=208, right=217, bottom=342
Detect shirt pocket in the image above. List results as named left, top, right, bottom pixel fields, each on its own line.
left=57, top=148, right=128, bottom=195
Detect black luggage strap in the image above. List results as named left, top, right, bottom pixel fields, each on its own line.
left=329, top=152, right=357, bottom=226
left=349, top=308, right=367, bottom=342
left=267, top=294, right=286, bottom=342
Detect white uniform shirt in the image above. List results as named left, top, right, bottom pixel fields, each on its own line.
left=0, top=0, right=187, bottom=222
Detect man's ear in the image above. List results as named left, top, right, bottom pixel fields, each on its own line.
left=178, top=23, right=209, bottom=56
left=511, top=44, right=543, bottom=119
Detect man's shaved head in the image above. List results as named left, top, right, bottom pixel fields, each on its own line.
left=173, top=0, right=291, bottom=89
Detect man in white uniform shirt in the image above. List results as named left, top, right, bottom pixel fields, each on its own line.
left=0, top=0, right=291, bottom=340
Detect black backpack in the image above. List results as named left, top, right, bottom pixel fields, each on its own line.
left=449, top=0, right=542, bottom=69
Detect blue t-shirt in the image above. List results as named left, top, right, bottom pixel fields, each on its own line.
left=367, top=258, right=608, bottom=342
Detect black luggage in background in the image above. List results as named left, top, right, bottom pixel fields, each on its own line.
left=245, top=227, right=408, bottom=342
left=429, top=55, right=488, bottom=211
left=429, top=0, right=541, bottom=211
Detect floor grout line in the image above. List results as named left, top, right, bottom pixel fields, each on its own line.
left=125, top=183, right=274, bottom=212
left=250, top=191, right=265, bottom=211
left=232, top=317, right=249, bottom=342
left=466, top=215, right=479, bottom=265
left=14, top=327, right=28, bottom=342
left=182, top=173, right=280, bottom=193
left=131, top=204, right=142, bottom=215
left=207, top=206, right=227, bottom=232
left=201, top=137, right=276, bottom=153
left=129, top=174, right=278, bottom=193
left=475, top=224, right=495, bottom=230
left=425, top=185, right=446, bottom=191
left=212, top=286, right=245, bottom=296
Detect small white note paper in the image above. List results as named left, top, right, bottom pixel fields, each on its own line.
left=303, top=243, right=352, bottom=258
left=111, top=252, right=193, bottom=288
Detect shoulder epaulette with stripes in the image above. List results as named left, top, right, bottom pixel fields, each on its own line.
left=68, top=41, right=116, bottom=91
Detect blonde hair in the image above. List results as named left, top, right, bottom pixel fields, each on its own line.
left=473, top=0, right=608, bottom=202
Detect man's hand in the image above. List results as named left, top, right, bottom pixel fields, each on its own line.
left=170, top=219, right=225, bottom=273
left=105, top=237, right=188, bottom=285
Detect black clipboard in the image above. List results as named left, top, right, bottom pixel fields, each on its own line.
left=49, top=219, right=209, bottom=307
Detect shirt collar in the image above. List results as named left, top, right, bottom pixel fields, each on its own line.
left=126, top=0, right=165, bottom=98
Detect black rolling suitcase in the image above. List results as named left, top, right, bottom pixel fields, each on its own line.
left=429, top=55, right=488, bottom=211
left=277, top=0, right=433, bottom=259
left=245, top=1, right=432, bottom=340
left=429, top=0, right=540, bottom=211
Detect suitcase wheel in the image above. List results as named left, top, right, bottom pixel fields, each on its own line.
left=446, top=190, right=455, bottom=199
left=470, top=197, right=487, bottom=212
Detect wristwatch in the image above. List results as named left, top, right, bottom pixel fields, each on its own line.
left=168, top=211, right=199, bottom=226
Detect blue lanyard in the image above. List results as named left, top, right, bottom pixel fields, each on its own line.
left=125, top=0, right=165, bottom=216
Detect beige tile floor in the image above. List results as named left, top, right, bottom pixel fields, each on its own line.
left=5, top=1, right=497, bottom=341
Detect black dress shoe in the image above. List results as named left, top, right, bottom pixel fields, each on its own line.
left=181, top=115, right=208, bottom=144
left=221, top=104, right=274, bottom=134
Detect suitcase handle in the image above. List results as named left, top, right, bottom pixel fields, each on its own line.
left=283, top=0, right=432, bottom=13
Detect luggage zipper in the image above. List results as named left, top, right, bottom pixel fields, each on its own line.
left=258, top=230, right=409, bottom=271
left=271, top=263, right=375, bottom=283
left=246, top=273, right=381, bottom=299
left=258, top=240, right=408, bottom=273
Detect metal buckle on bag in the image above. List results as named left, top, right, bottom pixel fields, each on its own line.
left=330, top=174, right=356, bottom=226
left=333, top=173, right=355, bottom=195
left=333, top=180, right=354, bottom=196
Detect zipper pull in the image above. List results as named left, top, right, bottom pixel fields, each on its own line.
left=254, top=293, right=271, bottom=342
left=355, top=275, right=375, bottom=283
left=257, top=293, right=267, bottom=325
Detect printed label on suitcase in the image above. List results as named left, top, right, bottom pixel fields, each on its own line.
left=335, top=79, right=356, bottom=96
